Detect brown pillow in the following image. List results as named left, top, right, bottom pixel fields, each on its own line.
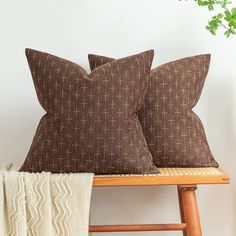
left=88, top=53, right=219, bottom=167
left=20, top=49, right=158, bottom=174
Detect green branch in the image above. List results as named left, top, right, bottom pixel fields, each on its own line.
left=195, top=0, right=236, bottom=37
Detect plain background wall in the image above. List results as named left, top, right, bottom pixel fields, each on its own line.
left=0, top=0, right=235, bottom=235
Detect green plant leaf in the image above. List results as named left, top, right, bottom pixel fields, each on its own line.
left=231, top=7, right=236, bottom=16
left=208, top=4, right=214, bottom=10
left=192, top=0, right=236, bottom=37
left=224, top=30, right=231, bottom=37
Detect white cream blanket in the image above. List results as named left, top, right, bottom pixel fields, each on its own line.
left=0, top=163, right=94, bottom=236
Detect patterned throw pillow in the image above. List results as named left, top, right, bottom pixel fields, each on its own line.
left=88, top=53, right=219, bottom=167
left=20, top=49, right=158, bottom=174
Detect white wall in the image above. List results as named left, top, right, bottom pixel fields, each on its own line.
left=0, top=0, right=235, bottom=235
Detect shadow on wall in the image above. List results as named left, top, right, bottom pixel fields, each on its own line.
left=195, top=72, right=236, bottom=236
left=90, top=186, right=182, bottom=236
left=204, top=76, right=236, bottom=162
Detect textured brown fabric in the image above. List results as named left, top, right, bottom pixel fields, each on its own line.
left=20, top=49, right=158, bottom=174
left=88, top=54, right=219, bottom=167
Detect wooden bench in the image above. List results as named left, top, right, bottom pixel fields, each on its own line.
left=89, top=168, right=230, bottom=236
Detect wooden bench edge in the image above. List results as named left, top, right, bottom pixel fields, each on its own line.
left=93, top=172, right=230, bottom=187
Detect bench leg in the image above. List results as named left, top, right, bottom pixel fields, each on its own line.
left=178, top=185, right=202, bottom=236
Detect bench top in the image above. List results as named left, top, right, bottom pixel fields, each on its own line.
left=1, top=164, right=229, bottom=187
left=93, top=168, right=230, bottom=187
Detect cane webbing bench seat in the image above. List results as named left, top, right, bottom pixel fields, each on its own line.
left=90, top=168, right=230, bottom=236
left=93, top=167, right=229, bottom=186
